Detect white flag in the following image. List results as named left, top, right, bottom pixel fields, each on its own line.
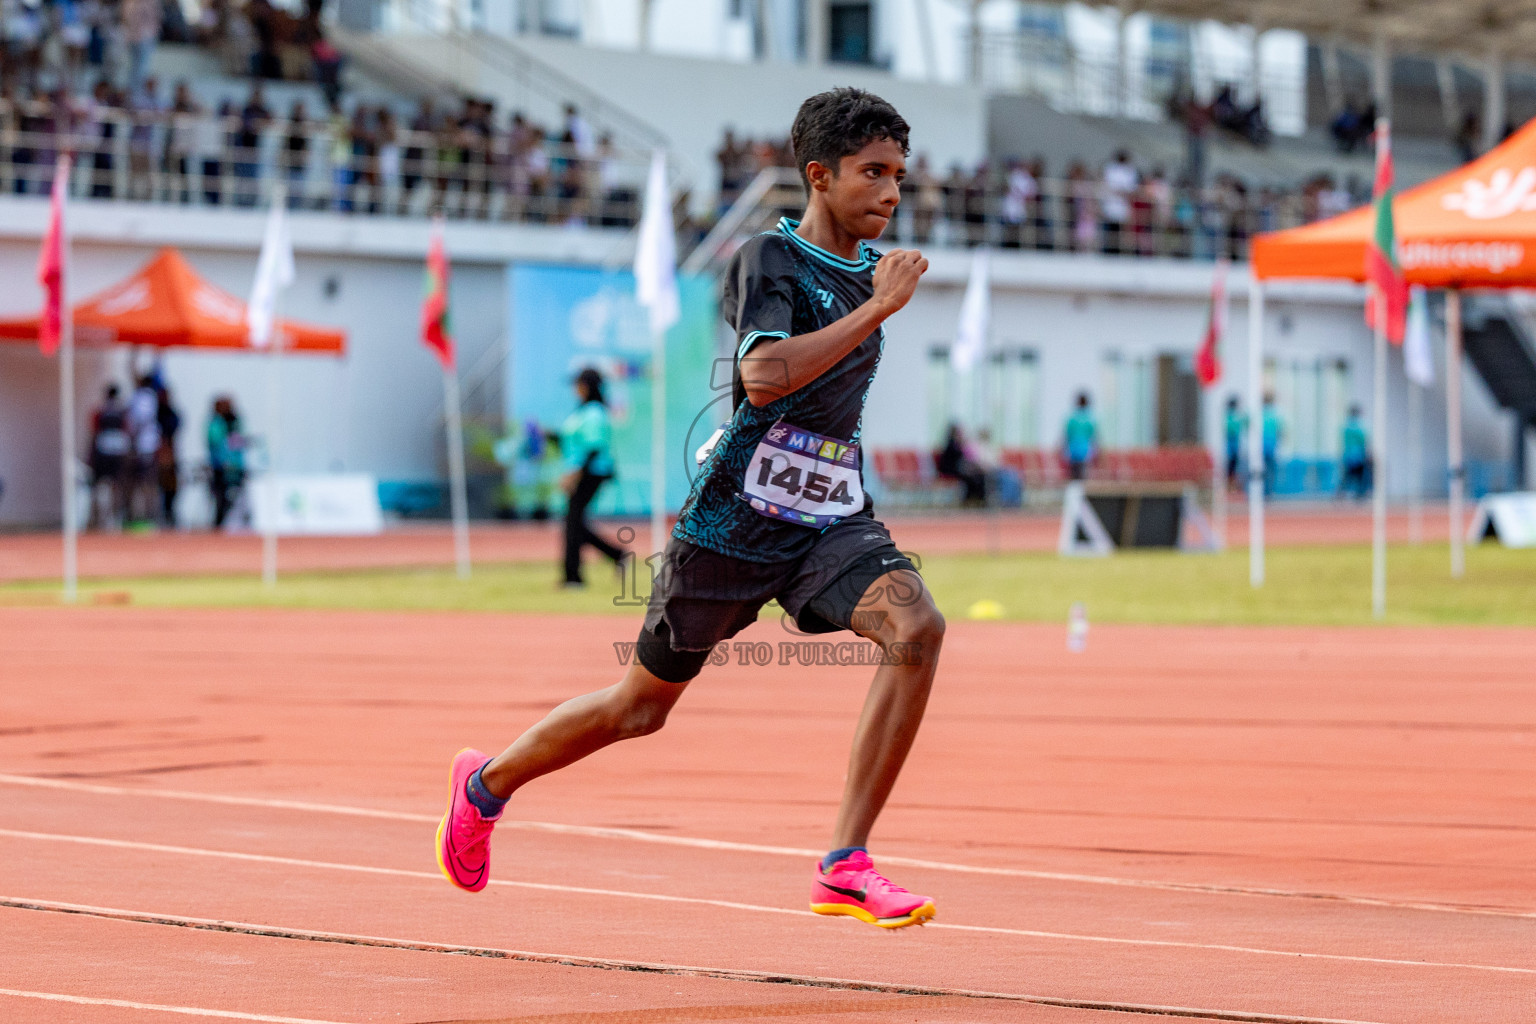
left=248, top=198, right=295, bottom=349
left=951, top=248, right=990, bottom=372
left=1403, top=284, right=1435, bottom=387
left=634, top=150, right=679, bottom=337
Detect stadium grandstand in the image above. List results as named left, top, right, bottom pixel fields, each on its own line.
left=1, top=0, right=1534, bottom=528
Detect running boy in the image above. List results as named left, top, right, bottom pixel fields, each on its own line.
left=438, top=88, right=943, bottom=929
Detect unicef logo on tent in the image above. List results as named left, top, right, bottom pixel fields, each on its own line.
left=1441, top=166, right=1536, bottom=219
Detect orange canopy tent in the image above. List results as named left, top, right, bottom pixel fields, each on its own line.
left=1252, top=119, right=1536, bottom=287
left=1241, top=122, right=1536, bottom=592
left=0, top=247, right=346, bottom=354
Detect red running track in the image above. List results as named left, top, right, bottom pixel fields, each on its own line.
left=1, top=606, right=1532, bottom=1022
left=0, top=504, right=1460, bottom=583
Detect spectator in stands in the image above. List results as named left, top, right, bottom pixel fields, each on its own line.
left=348, top=104, right=378, bottom=213
left=999, top=158, right=1036, bottom=249
left=1223, top=396, right=1246, bottom=489
left=1101, top=149, right=1138, bottom=255
left=559, top=367, right=627, bottom=588
left=1140, top=166, right=1172, bottom=256
left=88, top=383, right=131, bottom=529
left=1170, top=85, right=1210, bottom=187
left=245, top=0, right=280, bottom=79
left=1455, top=110, right=1480, bottom=163
left=203, top=97, right=235, bottom=205
left=935, top=423, right=987, bottom=506
left=1023, top=157, right=1050, bottom=249
left=120, top=0, right=160, bottom=96
left=234, top=82, right=271, bottom=207
left=942, top=163, right=967, bottom=241
left=165, top=79, right=200, bottom=203
left=86, top=78, right=119, bottom=198
left=280, top=99, right=308, bottom=205
left=1261, top=392, right=1282, bottom=496
left=715, top=126, right=745, bottom=212
left=1316, top=173, right=1352, bottom=219
left=909, top=153, right=940, bottom=243
left=563, top=102, right=593, bottom=158
left=327, top=98, right=351, bottom=211
left=207, top=395, right=246, bottom=529
left=1063, top=393, right=1098, bottom=481
left=1339, top=404, right=1370, bottom=500
left=127, top=74, right=162, bottom=200
left=1330, top=98, right=1375, bottom=154
left=963, top=162, right=989, bottom=245
left=377, top=106, right=402, bottom=209
left=1067, top=162, right=1095, bottom=251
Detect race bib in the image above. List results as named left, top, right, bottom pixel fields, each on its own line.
left=742, top=420, right=862, bottom=529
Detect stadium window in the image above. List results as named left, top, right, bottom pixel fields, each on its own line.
left=1102, top=351, right=1155, bottom=448
left=927, top=345, right=952, bottom=447
left=1155, top=352, right=1201, bottom=446
left=993, top=348, right=1040, bottom=448
left=829, top=1, right=874, bottom=64
left=1322, top=359, right=1351, bottom=457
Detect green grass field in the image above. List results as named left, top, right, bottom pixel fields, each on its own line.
left=6, top=543, right=1531, bottom=627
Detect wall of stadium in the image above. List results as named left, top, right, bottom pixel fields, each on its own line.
left=0, top=200, right=1518, bottom=526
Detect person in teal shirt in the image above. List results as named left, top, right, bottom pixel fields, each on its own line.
left=560, top=368, right=628, bottom=586
left=1261, top=393, right=1282, bottom=496
left=1223, top=397, right=1247, bottom=488
left=1339, top=404, right=1370, bottom=499
left=1063, top=392, right=1098, bottom=480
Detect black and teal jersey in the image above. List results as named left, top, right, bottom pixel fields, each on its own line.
left=673, top=218, right=885, bottom=564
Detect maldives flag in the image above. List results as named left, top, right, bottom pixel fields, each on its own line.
left=1195, top=257, right=1227, bottom=387
left=37, top=154, right=71, bottom=357
left=420, top=219, right=455, bottom=370
left=1364, top=120, right=1408, bottom=344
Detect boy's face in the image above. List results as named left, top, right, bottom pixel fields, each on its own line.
left=807, top=137, right=906, bottom=241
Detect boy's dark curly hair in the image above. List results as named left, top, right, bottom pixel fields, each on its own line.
left=790, top=88, right=911, bottom=191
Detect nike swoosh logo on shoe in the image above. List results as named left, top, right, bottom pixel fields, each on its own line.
left=819, top=881, right=868, bottom=901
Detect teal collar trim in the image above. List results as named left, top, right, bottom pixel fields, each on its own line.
left=778, top=217, right=875, bottom=271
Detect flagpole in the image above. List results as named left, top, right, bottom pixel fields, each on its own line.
left=1247, top=275, right=1264, bottom=587
left=1408, top=374, right=1423, bottom=545
left=262, top=314, right=282, bottom=587
left=650, top=324, right=666, bottom=561
left=1371, top=287, right=1388, bottom=619
left=1446, top=288, right=1466, bottom=579
left=57, top=155, right=77, bottom=604
left=443, top=362, right=472, bottom=579
left=1211, top=384, right=1226, bottom=547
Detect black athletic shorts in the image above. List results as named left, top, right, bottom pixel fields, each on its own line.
left=637, top=510, right=918, bottom=682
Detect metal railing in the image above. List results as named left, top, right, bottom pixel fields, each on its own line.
left=697, top=166, right=1348, bottom=269
left=0, top=100, right=653, bottom=224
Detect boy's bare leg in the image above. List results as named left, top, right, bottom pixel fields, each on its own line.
left=830, top=569, right=945, bottom=850
left=478, top=663, right=687, bottom=799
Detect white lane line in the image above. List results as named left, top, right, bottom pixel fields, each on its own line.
left=0, top=988, right=350, bottom=1024
left=0, top=897, right=1393, bottom=1024
left=2, top=772, right=1530, bottom=920
left=2, top=830, right=1530, bottom=977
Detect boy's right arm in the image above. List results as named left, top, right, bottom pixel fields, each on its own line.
left=739, top=249, right=928, bottom=408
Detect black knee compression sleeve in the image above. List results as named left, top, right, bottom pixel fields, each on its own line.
left=635, top=620, right=711, bottom=683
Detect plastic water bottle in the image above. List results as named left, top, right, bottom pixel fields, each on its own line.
left=1067, top=602, right=1088, bottom=653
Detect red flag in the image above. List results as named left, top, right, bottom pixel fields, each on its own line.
left=1364, top=120, right=1408, bottom=344
left=37, top=154, right=70, bottom=357
left=420, top=220, right=455, bottom=370
left=1195, top=258, right=1227, bottom=387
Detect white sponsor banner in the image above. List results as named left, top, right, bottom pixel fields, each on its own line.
left=1467, top=492, right=1536, bottom=548
left=251, top=474, right=384, bottom=536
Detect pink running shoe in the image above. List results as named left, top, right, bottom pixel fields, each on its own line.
left=435, top=747, right=500, bottom=893
left=809, top=850, right=935, bottom=928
